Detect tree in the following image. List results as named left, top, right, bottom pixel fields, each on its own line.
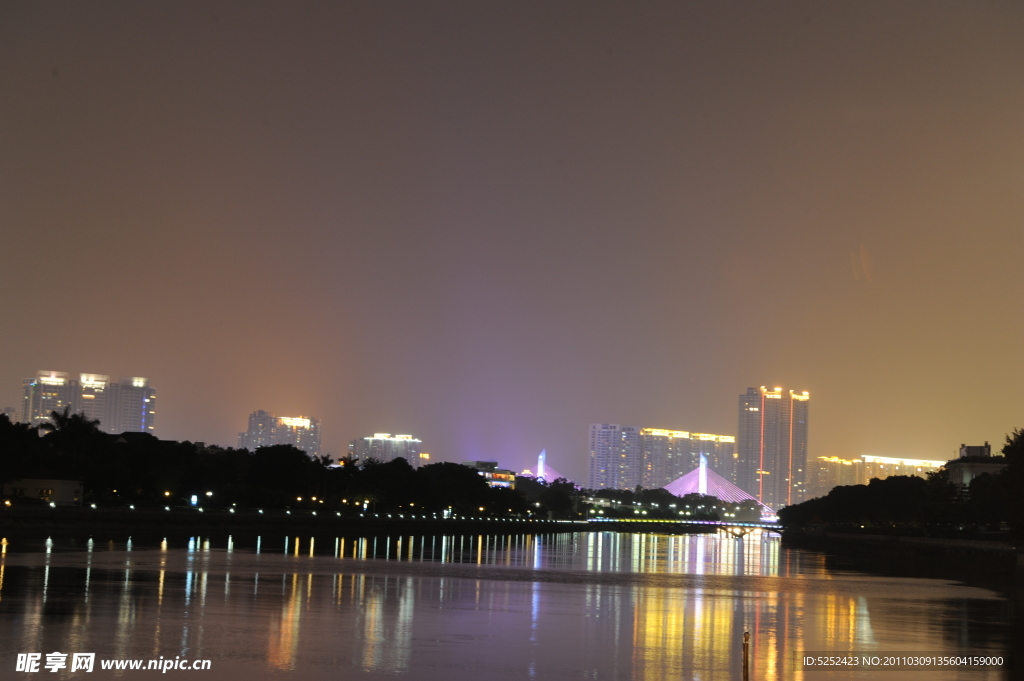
left=0, top=413, right=39, bottom=484
left=37, top=408, right=114, bottom=497
left=418, top=462, right=491, bottom=513
left=1001, top=428, right=1024, bottom=536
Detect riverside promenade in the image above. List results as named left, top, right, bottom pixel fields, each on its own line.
left=0, top=504, right=589, bottom=538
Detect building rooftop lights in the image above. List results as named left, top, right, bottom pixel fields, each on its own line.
left=277, top=416, right=312, bottom=428
left=862, top=455, right=946, bottom=467
left=366, top=433, right=420, bottom=442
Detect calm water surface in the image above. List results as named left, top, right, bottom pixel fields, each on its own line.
left=0, top=531, right=1010, bottom=680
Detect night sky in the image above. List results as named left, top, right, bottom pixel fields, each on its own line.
left=3, top=2, right=1022, bottom=481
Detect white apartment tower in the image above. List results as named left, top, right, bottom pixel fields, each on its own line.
left=349, top=433, right=423, bottom=466
left=238, top=410, right=322, bottom=457
left=21, top=371, right=156, bottom=434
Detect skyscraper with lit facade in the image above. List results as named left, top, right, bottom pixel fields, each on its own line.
left=238, top=410, right=321, bottom=456
left=737, top=386, right=809, bottom=509
left=107, top=377, right=157, bottom=434
left=639, top=428, right=736, bottom=489
left=21, top=370, right=156, bottom=434
left=21, top=371, right=75, bottom=426
left=589, top=424, right=642, bottom=490
left=348, top=433, right=423, bottom=466
left=589, top=424, right=735, bottom=491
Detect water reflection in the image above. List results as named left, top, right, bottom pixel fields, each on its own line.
left=0, top=532, right=1009, bottom=680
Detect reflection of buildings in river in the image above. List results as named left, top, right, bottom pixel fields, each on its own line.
left=576, top=532, right=808, bottom=681
left=581, top=532, right=877, bottom=681
left=3, top=534, right=1008, bottom=679
left=627, top=549, right=808, bottom=680
left=268, top=573, right=303, bottom=670
left=351, top=574, right=415, bottom=672
left=583, top=531, right=783, bottom=577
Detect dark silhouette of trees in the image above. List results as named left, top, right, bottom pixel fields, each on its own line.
left=782, top=429, right=1024, bottom=537
left=0, top=413, right=38, bottom=484
left=417, top=462, right=492, bottom=513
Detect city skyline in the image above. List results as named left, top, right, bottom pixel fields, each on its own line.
left=3, top=2, right=1021, bottom=482
left=5, top=371, right=1010, bottom=484
left=588, top=423, right=736, bottom=491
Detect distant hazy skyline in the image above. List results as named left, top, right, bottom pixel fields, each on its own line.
left=3, top=2, right=1022, bottom=481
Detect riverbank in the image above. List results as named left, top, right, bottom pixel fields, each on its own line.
left=0, top=504, right=590, bottom=540
left=782, top=529, right=1021, bottom=590
left=0, top=505, right=731, bottom=540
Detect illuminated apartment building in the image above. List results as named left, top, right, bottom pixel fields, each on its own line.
left=348, top=433, right=422, bottom=466
left=21, top=371, right=75, bottom=426
left=588, top=424, right=642, bottom=490
left=589, top=424, right=735, bottom=491
left=107, top=377, right=157, bottom=434
left=807, top=456, right=862, bottom=498
left=639, top=428, right=736, bottom=488
left=861, top=455, right=944, bottom=483
left=736, top=386, right=810, bottom=509
left=21, top=370, right=156, bottom=434
left=239, top=410, right=321, bottom=456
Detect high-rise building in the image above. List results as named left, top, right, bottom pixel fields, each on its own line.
left=736, top=386, right=809, bottom=509
left=238, top=410, right=321, bottom=456
left=348, top=433, right=423, bottom=466
left=108, top=377, right=157, bottom=434
left=639, top=428, right=736, bottom=489
left=807, top=456, right=862, bottom=499
left=20, top=371, right=156, bottom=434
left=589, top=424, right=735, bottom=491
left=76, top=374, right=112, bottom=424
left=588, top=424, right=642, bottom=490
left=21, top=371, right=75, bottom=426
left=861, top=455, right=944, bottom=483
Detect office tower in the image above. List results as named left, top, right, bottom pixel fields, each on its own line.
left=20, top=371, right=157, bottom=433
left=348, top=433, right=422, bottom=466
left=736, top=386, right=809, bottom=509
left=238, top=410, right=322, bottom=456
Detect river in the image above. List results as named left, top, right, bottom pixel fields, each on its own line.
left=0, top=530, right=1011, bottom=680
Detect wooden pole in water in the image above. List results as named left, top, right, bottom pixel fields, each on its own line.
left=742, top=631, right=750, bottom=681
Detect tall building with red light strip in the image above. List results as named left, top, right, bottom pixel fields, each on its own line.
left=737, top=386, right=809, bottom=509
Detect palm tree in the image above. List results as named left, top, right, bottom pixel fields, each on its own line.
left=39, top=406, right=100, bottom=435
left=39, top=407, right=102, bottom=462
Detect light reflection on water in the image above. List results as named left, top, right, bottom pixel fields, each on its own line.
left=0, top=531, right=1009, bottom=680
